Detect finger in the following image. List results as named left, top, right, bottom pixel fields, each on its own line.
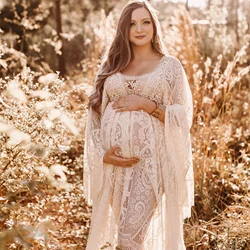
left=112, top=102, right=117, bottom=108
left=115, top=107, right=124, bottom=112
left=115, top=161, right=135, bottom=167
left=109, top=145, right=119, bottom=153
left=131, top=157, right=140, bottom=161
left=112, top=98, right=123, bottom=107
left=115, top=106, right=130, bottom=112
left=120, top=159, right=139, bottom=167
left=113, top=156, right=139, bottom=166
left=113, top=104, right=122, bottom=110
left=122, top=157, right=139, bottom=162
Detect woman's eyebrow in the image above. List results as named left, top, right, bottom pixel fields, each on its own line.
left=131, top=17, right=151, bottom=22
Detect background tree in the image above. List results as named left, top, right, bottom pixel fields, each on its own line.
left=56, top=0, right=66, bottom=76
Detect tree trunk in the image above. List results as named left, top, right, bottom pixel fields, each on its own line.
left=185, top=0, right=189, bottom=11
left=235, top=0, right=239, bottom=44
left=56, top=0, right=66, bottom=76
left=207, top=0, right=211, bottom=9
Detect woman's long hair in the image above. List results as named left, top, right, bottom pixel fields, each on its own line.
left=89, top=0, right=166, bottom=115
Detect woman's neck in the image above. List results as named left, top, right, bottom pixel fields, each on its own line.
left=131, top=44, right=157, bottom=61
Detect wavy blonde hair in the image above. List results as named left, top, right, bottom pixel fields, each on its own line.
left=89, top=0, right=166, bottom=115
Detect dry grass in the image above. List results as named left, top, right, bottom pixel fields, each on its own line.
left=164, top=7, right=250, bottom=250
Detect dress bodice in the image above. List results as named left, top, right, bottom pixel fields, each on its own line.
left=103, top=55, right=174, bottom=105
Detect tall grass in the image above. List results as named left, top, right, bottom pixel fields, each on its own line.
left=161, top=6, right=250, bottom=250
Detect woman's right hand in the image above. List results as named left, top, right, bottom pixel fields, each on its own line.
left=103, top=145, right=139, bottom=167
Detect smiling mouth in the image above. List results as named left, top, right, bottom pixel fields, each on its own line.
left=135, top=36, right=146, bottom=39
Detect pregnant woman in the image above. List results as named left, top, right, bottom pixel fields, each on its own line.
left=84, top=1, right=194, bottom=249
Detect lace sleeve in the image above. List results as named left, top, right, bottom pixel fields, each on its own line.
left=163, top=57, right=194, bottom=219
left=83, top=66, right=109, bottom=204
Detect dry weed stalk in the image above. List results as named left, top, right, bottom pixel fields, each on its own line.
left=162, top=7, right=200, bottom=83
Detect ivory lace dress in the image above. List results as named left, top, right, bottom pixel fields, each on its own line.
left=84, top=55, right=194, bottom=250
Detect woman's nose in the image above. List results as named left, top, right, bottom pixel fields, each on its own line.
left=136, top=24, right=143, bottom=32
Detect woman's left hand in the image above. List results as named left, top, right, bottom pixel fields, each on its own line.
left=112, top=94, right=142, bottom=112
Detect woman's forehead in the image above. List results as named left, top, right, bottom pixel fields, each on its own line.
left=131, top=7, right=151, bottom=21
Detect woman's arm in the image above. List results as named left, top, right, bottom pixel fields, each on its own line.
left=112, top=94, right=166, bottom=123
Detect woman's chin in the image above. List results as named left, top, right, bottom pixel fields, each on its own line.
left=131, top=40, right=151, bottom=47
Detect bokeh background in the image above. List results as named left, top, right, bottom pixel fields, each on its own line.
left=0, top=0, right=249, bottom=249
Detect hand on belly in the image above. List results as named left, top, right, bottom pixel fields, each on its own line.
left=103, top=145, right=140, bottom=167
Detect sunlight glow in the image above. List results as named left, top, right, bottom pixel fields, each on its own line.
left=186, top=0, right=207, bottom=8
left=162, top=0, right=207, bottom=8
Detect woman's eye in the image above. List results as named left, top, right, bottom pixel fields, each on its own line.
left=144, top=21, right=151, bottom=24
left=130, top=23, right=135, bottom=26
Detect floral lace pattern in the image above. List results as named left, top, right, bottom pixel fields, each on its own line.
left=84, top=55, right=194, bottom=250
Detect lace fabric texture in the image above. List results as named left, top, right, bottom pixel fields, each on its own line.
left=84, top=55, right=194, bottom=250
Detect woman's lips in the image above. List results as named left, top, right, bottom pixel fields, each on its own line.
left=135, top=36, right=146, bottom=39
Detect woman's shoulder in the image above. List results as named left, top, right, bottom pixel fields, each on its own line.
left=163, top=54, right=182, bottom=67
left=161, top=55, right=184, bottom=77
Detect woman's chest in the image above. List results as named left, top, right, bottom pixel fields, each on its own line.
left=104, top=72, right=172, bottom=104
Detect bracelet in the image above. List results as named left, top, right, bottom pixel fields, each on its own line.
left=151, top=104, right=164, bottom=119
left=150, top=100, right=158, bottom=114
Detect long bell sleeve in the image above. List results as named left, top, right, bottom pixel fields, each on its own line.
left=163, top=57, right=194, bottom=249
left=83, top=67, right=109, bottom=205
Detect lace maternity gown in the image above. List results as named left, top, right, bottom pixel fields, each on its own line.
left=84, top=55, right=194, bottom=250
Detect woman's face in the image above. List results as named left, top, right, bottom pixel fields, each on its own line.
left=129, top=7, right=154, bottom=47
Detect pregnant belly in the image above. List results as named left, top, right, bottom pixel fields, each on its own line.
left=100, top=103, right=159, bottom=159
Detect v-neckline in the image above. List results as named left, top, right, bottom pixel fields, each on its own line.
left=117, top=66, right=156, bottom=97
left=117, top=55, right=165, bottom=79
